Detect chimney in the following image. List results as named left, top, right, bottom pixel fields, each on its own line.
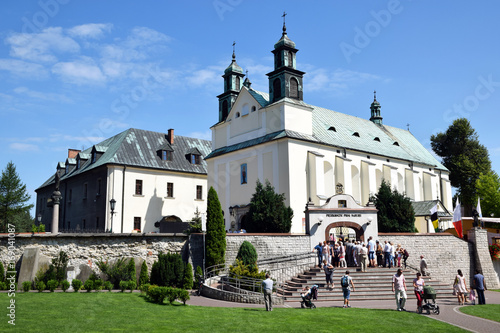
left=68, top=149, right=81, bottom=159
left=167, top=129, right=174, bottom=144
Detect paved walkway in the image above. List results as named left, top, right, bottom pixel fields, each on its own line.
left=186, top=290, right=500, bottom=333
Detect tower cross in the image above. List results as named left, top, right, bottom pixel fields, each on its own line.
left=232, top=41, right=236, bottom=59
left=282, top=11, right=287, bottom=24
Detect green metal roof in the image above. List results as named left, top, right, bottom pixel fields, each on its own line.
left=411, top=200, right=452, bottom=217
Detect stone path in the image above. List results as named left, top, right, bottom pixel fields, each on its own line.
left=186, top=290, right=500, bottom=333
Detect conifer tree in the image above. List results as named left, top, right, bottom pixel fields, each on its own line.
left=205, top=187, right=226, bottom=269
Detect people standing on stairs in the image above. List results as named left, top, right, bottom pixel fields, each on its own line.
left=322, top=241, right=330, bottom=265
left=345, top=240, right=354, bottom=267
left=339, top=241, right=347, bottom=268
left=390, top=242, right=396, bottom=267
left=392, top=268, right=407, bottom=311
left=376, top=240, right=384, bottom=267
left=367, top=236, right=376, bottom=268
left=323, top=260, right=335, bottom=290
left=383, top=241, right=392, bottom=268
left=396, top=244, right=402, bottom=267
left=332, top=243, right=340, bottom=268
left=413, top=272, right=425, bottom=313
left=312, top=242, right=323, bottom=268
left=420, top=255, right=428, bottom=276
left=359, top=243, right=368, bottom=272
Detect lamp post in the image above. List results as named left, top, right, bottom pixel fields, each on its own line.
left=109, top=199, right=116, bottom=233
left=37, top=213, right=42, bottom=227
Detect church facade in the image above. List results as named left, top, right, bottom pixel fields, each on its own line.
left=205, top=23, right=453, bottom=235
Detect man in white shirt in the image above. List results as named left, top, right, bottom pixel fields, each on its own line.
left=262, top=273, right=273, bottom=311
left=392, top=268, right=407, bottom=311
left=383, top=241, right=392, bottom=268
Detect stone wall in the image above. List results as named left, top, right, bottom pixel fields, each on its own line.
left=378, top=231, right=499, bottom=289
left=0, top=233, right=188, bottom=285
left=468, top=228, right=500, bottom=288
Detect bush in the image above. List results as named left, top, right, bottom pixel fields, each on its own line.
left=183, top=263, right=193, bottom=290
left=166, top=287, right=177, bottom=304
left=146, top=285, right=168, bottom=304
left=150, top=252, right=185, bottom=288
left=119, top=280, right=128, bottom=292
left=94, top=279, right=103, bottom=291
left=47, top=279, right=58, bottom=292
left=139, top=261, right=149, bottom=287
left=96, top=258, right=131, bottom=288
left=177, top=289, right=190, bottom=305
left=127, top=258, right=137, bottom=285
left=236, top=241, right=258, bottom=269
left=35, top=281, right=46, bottom=292
left=22, top=281, right=31, bottom=292
left=205, top=187, right=226, bottom=268
left=195, top=265, right=203, bottom=285
left=71, top=279, right=82, bottom=292
left=229, top=259, right=267, bottom=291
left=0, top=282, right=7, bottom=290
left=127, top=280, right=137, bottom=292
left=103, top=281, right=113, bottom=291
left=83, top=279, right=94, bottom=292
left=61, top=280, right=70, bottom=292
left=0, top=261, right=5, bottom=282
left=140, top=283, right=151, bottom=295
left=38, top=224, right=45, bottom=232
left=52, top=251, right=68, bottom=282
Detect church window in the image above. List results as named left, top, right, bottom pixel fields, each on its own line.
left=290, top=78, right=299, bottom=98
left=235, top=76, right=240, bottom=90
left=251, top=106, right=256, bottom=112
left=196, top=185, right=203, bottom=200
left=135, top=179, right=143, bottom=195
left=240, top=163, right=247, bottom=184
left=287, top=51, right=293, bottom=67
left=353, top=132, right=360, bottom=137
left=236, top=112, right=240, bottom=118
left=276, top=52, right=282, bottom=68
left=393, top=141, right=400, bottom=146
left=134, top=217, right=141, bottom=232
left=374, top=137, right=380, bottom=142
left=167, top=182, right=174, bottom=198
left=273, top=78, right=281, bottom=100
left=222, top=100, right=229, bottom=119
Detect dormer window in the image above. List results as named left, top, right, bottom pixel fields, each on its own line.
left=393, top=141, right=400, bottom=146
left=162, top=150, right=173, bottom=161
left=191, top=154, right=201, bottom=165
left=65, top=164, right=69, bottom=174
left=92, top=151, right=97, bottom=163
left=185, top=147, right=202, bottom=165
left=353, top=132, right=360, bottom=137
left=374, top=137, right=380, bottom=142
left=328, top=126, right=336, bottom=132
left=76, top=158, right=80, bottom=169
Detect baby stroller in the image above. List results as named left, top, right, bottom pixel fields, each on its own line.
left=420, top=285, right=440, bottom=315
left=300, top=285, right=318, bottom=309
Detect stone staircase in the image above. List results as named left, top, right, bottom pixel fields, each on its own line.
left=278, top=266, right=455, bottom=302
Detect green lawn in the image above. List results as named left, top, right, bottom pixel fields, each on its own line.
left=0, top=292, right=467, bottom=332
left=459, top=304, right=500, bottom=323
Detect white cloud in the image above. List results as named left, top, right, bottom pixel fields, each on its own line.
left=188, top=130, right=211, bottom=141
left=68, top=23, right=113, bottom=39
left=52, top=57, right=106, bottom=84
left=9, top=142, right=39, bottom=152
left=6, top=27, right=80, bottom=63
left=186, top=69, right=219, bottom=86
left=0, top=59, right=49, bottom=79
left=305, top=68, right=385, bottom=94
left=13, top=86, right=73, bottom=103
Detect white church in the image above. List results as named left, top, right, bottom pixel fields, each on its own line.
left=205, top=22, right=453, bottom=237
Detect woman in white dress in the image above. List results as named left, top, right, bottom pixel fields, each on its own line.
left=454, top=269, right=467, bottom=305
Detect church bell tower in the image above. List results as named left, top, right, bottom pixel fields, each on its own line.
left=217, top=42, right=245, bottom=122
left=370, top=91, right=383, bottom=125
left=266, top=13, right=305, bottom=103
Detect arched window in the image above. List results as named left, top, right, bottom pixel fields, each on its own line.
left=236, top=112, right=240, bottom=118
left=251, top=106, right=256, bottom=112
left=222, top=100, right=228, bottom=119
left=273, top=78, right=281, bottom=100
left=276, top=52, right=282, bottom=68
left=287, top=51, right=293, bottom=67
left=235, top=76, right=240, bottom=91
left=290, top=78, right=298, bottom=98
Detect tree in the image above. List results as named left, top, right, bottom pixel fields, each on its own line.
left=476, top=171, right=500, bottom=218
left=184, top=207, right=202, bottom=235
left=0, top=161, right=33, bottom=232
left=205, top=187, right=226, bottom=269
left=138, top=260, right=149, bottom=287
left=372, top=180, right=416, bottom=233
left=244, top=180, right=293, bottom=233
left=431, top=118, right=491, bottom=211
left=236, top=241, right=258, bottom=270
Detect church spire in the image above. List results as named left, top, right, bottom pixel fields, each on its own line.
left=266, top=13, right=305, bottom=102
left=217, top=42, right=245, bottom=122
left=370, top=90, right=383, bottom=125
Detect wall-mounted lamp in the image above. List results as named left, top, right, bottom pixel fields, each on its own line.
left=367, top=216, right=373, bottom=225
left=317, top=217, right=324, bottom=225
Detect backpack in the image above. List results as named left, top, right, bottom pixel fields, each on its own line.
left=341, top=275, right=349, bottom=288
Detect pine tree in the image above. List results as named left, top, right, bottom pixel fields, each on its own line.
left=138, top=260, right=149, bottom=287
left=183, top=263, right=193, bottom=290
left=205, top=187, right=226, bottom=269
left=127, top=258, right=136, bottom=284
left=245, top=180, right=293, bottom=233
left=0, top=161, right=33, bottom=232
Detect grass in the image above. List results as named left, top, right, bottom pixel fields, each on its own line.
left=459, top=304, right=500, bottom=322
left=0, top=292, right=467, bottom=332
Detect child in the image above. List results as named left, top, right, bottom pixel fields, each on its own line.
left=469, top=288, right=476, bottom=305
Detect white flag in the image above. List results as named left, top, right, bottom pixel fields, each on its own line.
left=476, top=198, right=482, bottom=218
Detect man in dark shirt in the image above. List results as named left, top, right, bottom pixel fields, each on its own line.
left=473, top=269, right=487, bottom=305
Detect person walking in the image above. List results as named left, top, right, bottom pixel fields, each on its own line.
left=420, top=255, right=428, bottom=276
left=262, top=273, right=273, bottom=311
left=392, top=268, right=407, bottom=311
left=339, top=241, right=347, bottom=268
left=413, top=272, right=425, bottom=313
left=473, top=269, right=487, bottom=305
left=312, top=242, right=323, bottom=268
left=341, top=270, right=355, bottom=308
left=454, top=269, right=467, bottom=305
left=323, top=260, right=335, bottom=290
left=322, top=241, right=330, bottom=265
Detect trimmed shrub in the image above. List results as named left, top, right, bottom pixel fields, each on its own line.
left=119, top=280, right=128, bottom=292
left=178, top=289, right=190, bottom=305
left=0, top=282, right=7, bottom=290
left=52, top=251, right=68, bottom=282
left=22, top=281, right=31, bottom=292
left=47, top=279, right=58, bottom=292
left=0, top=261, right=5, bottom=282
left=61, top=280, right=70, bottom=292
left=127, top=280, right=137, bottom=292
left=94, top=279, right=103, bottom=291
left=96, top=258, right=131, bottom=288
left=150, top=252, right=185, bottom=288
left=103, top=281, right=113, bottom=291
left=183, top=263, right=193, bottom=290
left=205, top=187, right=226, bottom=268
left=146, top=285, right=168, bottom=304
left=71, top=279, right=82, bottom=292
left=83, top=279, right=94, bottom=292
left=35, top=281, right=46, bottom=292
left=139, top=261, right=149, bottom=287
left=166, top=287, right=177, bottom=304
left=127, top=258, right=136, bottom=285
left=236, top=241, right=258, bottom=269
left=140, top=283, right=151, bottom=295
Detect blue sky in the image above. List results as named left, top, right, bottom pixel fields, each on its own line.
left=1, top=0, right=499, bottom=216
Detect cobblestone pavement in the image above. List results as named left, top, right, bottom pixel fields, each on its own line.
left=187, top=290, right=500, bottom=333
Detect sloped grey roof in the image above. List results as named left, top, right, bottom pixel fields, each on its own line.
left=38, top=128, right=211, bottom=190
left=411, top=200, right=452, bottom=217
